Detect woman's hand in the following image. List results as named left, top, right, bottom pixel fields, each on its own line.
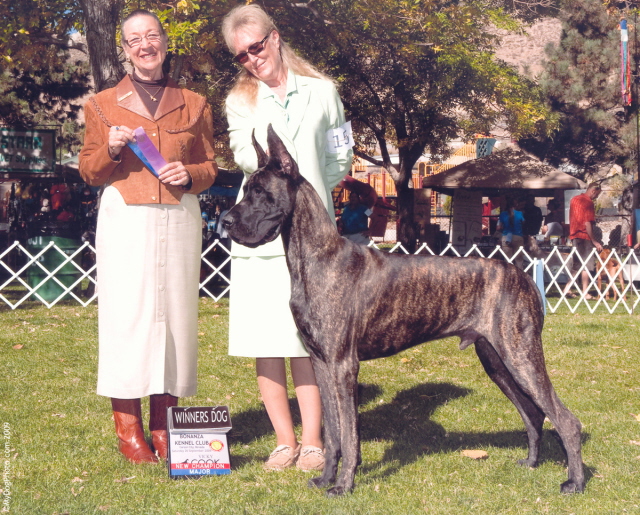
left=158, top=161, right=192, bottom=187
left=108, top=126, right=135, bottom=159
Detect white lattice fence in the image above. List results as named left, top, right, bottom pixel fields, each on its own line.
left=200, top=239, right=231, bottom=301
left=405, top=242, right=640, bottom=314
left=0, top=239, right=638, bottom=312
left=0, top=240, right=97, bottom=309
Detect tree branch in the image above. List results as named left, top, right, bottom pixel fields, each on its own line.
left=354, top=148, right=399, bottom=180
left=31, top=35, right=87, bottom=54
left=354, top=149, right=384, bottom=167
left=288, top=1, right=333, bottom=24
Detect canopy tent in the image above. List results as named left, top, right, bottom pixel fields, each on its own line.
left=422, top=146, right=585, bottom=196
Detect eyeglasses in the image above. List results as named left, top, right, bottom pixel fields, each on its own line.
left=234, top=32, right=272, bottom=64
left=124, top=32, right=163, bottom=48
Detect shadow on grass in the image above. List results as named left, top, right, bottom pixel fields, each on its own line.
left=357, top=382, right=591, bottom=484
left=227, top=381, right=590, bottom=486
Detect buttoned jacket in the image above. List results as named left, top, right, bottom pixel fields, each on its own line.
left=79, top=75, right=217, bottom=204
left=226, top=71, right=353, bottom=257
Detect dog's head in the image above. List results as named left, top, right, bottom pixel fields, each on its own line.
left=222, top=125, right=302, bottom=248
left=599, top=247, right=612, bottom=259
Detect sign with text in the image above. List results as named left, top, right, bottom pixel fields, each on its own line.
left=168, top=406, right=232, bottom=479
left=0, top=129, right=56, bottom=173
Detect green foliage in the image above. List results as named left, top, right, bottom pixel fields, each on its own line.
left=265, top=0, right=554, bottom=169
left=0, top=0, right=561, bottom=192
left=243, top=0, right=556, bottom=248
left=0, top=56, right=90, bottom=158
left=525, top=0, right=630, bottom=179
left=0, top=0, right=81, bottom=67
left=1, top=300, right=639, bottom=513
left=0, top=0, right=89, bottom=156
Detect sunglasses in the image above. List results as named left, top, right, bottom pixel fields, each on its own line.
left=234, top=32, right=272, bottom=64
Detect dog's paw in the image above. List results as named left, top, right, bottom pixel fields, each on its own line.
left=560, top=479, right=585, bottom=494
left=308, top=476, right=331, bottom=489
left=325, top=485, right=352, bottom=497
left=517, top=457, right=538, bottom=468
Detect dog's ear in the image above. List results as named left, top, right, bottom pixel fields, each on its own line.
left=266, top=124, right=299, bottom=177
left=252, top=129, right=269, bottom=169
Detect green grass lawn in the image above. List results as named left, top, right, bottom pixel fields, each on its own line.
left=0, top=298, right=639, bottom=514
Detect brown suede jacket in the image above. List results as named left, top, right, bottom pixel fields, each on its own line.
left=79, top=75, right=217, bottom=205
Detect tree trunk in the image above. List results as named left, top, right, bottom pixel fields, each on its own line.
left=80, top=0, right=126, bottom=92
left=394, top=147, right=425, bottom=253
left=396, top=183, right=416, bottom=253
left=620, top=184, right=635, bottom=244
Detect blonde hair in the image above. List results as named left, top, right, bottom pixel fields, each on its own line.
left=222, top=4, right=331, bottom=105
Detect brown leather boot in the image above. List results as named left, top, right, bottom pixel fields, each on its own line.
left=149, top=394, right=178, bottom=460
left=111, top=398, right=158, bottom=464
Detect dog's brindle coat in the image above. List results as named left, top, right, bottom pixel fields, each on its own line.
left=223, top=126, right=584, bottom=497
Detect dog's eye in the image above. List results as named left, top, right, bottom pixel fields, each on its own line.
left=252, top=186, right=264, bottom=195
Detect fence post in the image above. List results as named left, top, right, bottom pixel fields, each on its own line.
left=533, top=258, right=546, bottom=316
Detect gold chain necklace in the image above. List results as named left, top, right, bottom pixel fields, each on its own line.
left=136, top=82, right=163, bottom=102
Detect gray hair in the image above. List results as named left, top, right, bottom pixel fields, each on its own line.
left=121, top=9, right=165, bottom=39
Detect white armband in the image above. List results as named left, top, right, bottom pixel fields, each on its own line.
left=326, top=121, right=354, bottom=154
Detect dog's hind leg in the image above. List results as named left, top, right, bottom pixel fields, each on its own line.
left=474, top=338, right=545, bottom=468
left=491, top=337, right=585, bottom=494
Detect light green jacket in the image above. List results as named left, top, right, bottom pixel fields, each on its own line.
left=225, top=70, right=353, bottom=257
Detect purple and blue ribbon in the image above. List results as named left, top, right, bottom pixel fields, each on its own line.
left=126, top=127, right=167, bottom=178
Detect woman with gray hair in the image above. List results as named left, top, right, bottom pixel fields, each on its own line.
left=222, top=4, right=353, bottom=471
left=80, top=9, right=217, bottom=464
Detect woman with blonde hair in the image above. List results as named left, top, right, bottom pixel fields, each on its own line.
left=222, top=4, right=353, bottom=471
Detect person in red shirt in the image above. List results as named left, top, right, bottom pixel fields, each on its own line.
left=56, top=206, right=75, bottom=222
left=50, top=185, right=66, bottom=212
left=564, top=183, right=603, bottom=299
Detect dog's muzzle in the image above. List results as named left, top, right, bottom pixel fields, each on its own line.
left=222, top=209, right=282, bottom=248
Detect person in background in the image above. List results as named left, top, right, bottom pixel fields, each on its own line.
left=497, top=196, right=526, bottom=269
left=542, top=199, right=564, bottom=242
left=482, top=198, right=494, bottom=236
left=522, top=194, right=543, bottom=238
left=56, top=205, right=75, bottom=222
left=339, top=192, right=371, bottom=245
left=563, top=183, right=603, bottom=299
left=79, top=9, right=217, bottom=464
left=222, top=4, right=352, bottom=471
left=50, top=185, right=65, bottom=215
left=40, top=198, right=51, bottom=220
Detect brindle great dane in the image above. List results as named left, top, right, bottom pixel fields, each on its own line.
left=222, top=126, right=584, bottom=497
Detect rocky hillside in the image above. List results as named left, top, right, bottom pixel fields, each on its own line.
left=494, top=17, right=562, bottom=77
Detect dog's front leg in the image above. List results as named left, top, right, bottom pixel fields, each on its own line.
left=325, top=356, right=360, bottom=497
left=307, top=357, right=342, bottom=490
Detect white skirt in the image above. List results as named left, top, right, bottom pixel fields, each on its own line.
left=228, top=255, right=309, bottom=358
left=95, top=186, right=201, bottom=398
